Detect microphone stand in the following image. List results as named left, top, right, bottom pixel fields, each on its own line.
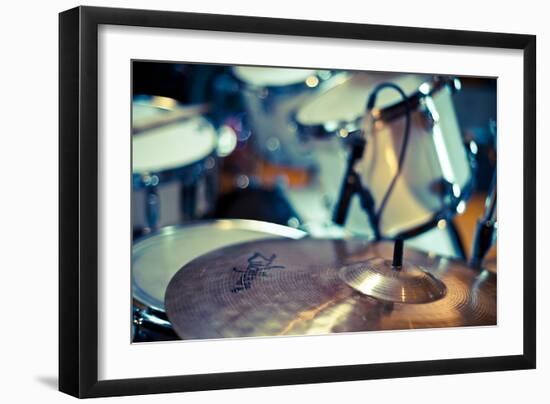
left=333, top=82, right=410, bottom=241
left=332, top=117, right=380, bottom=240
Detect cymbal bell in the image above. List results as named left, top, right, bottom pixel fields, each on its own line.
left=339, top=258, right=447, bottom=304
left=165, top=238, right=496, bottom=340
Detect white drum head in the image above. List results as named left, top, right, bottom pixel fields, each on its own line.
left=132, top=116, right=217, bottom=174
left=296, top=72, right=429, bottom=128
left=233, top=66, right=318, bottom=87
left=132, top=220, right=306, bottom=312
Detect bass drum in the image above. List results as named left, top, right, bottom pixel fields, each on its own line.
left=132, top=219, right=306, bottom=341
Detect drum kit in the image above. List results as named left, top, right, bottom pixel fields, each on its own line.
left=131, top=66, right=497, bottom=342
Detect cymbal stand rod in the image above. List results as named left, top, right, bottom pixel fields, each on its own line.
left=470, top=174, right=497, bottom=268
left=392, top=238, right=404, bottom=269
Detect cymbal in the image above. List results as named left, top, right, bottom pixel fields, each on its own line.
left=165, top=239, right=496, bottom=340
left=339, top=258, right=447, bottom=304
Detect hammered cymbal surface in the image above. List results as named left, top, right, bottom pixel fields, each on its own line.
left=165, top=239, right=496, bottom=340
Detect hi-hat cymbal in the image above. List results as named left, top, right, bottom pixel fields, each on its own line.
left=165, top=239, right=496, bottom=340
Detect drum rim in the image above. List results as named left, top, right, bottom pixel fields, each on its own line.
left=296, top=75, right=460, bottom=138
left=132, top=219, right=307, bottom=313
left=132, top=94, right=180, bottom=113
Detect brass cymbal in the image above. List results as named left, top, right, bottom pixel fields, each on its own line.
left=165, top=239, right=496, bottom=340
left=339, top=258, right=447, bottom=304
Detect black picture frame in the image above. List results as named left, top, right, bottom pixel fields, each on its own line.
left=59, top=5, right=536, bottom=398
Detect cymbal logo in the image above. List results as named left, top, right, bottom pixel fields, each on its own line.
left=231, top=252, right=285, bottom=293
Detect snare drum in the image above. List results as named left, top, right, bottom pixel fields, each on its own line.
left=296, top=73, right=472, bottom=239
left=132, top=96, right=218, bottom=232
left=132, top=219, right=306, bottom=341
left=232, top=66, right=344, bottom=167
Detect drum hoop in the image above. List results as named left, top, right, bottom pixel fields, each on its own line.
left=132, top=219, right=307, bottom=312
left=132, top=95, right=188, bottom=128
left=133, top=218, right=307, bottom=246
left=132, top=95, right=178, bottom=111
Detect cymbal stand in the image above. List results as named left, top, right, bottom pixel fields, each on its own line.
left=470, top=174, right=497, bottom=268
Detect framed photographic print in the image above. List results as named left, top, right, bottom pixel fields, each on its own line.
left=59, top=5, right=536, bottom=398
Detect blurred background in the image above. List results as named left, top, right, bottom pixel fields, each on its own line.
left=132, top=62, right=496, bottom=258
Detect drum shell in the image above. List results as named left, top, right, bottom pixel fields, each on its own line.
left=132, top=155, right=218, bottom=230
